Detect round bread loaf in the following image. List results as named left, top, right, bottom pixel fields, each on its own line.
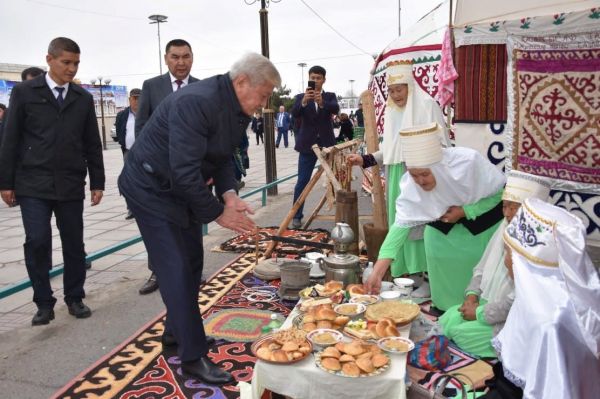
left=356, top=357, right=375, bottom=373
left=372, top=353, right=389, bottom=368
left=342, top=362, right=361, bottom=377
left=322, top=357, right=342, bottom=371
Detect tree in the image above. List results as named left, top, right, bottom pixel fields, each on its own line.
left=271, top=85, right=295, bottom=110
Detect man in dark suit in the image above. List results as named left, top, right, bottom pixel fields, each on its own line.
left=114, top=88, right=141, bottom=219
left=0, top=37, right=105, bottom=325
left=275, top=105, right=291, bottom=148
left=290, top=65, right=339, bottom=228
left=135, top=39, right=198, bottom=295
left=118, top=52, right=280, bottom=384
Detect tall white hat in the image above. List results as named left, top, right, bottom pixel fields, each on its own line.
left=398, top=122, right=443, bottom=168
left=503, top=170, right=551, bottom=204
left=386, top=62, right=414, bottom=86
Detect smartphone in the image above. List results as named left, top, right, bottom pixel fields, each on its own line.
left=307, top=80, right=316, bottom=90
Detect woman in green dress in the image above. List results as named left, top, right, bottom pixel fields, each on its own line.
left=439, top=171, right=551, bottom=358
left=365, top=122, right=505, bottom=312
left=347, top=62, right=450, bottom=295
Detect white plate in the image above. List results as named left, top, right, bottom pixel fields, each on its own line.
left=377, top=336, right=415, bottom=354
left=348, top=295, right=380, bottom=306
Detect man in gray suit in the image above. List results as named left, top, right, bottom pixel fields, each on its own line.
left=136, top=39, right=198, bottom=295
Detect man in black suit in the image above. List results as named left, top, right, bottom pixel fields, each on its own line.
left=119, top=52, right=280, bottom=384
left=114, top=88, right=141, bottom=219
left=135, top=39, right=198, bottom=295
left=0, top=37, right=105, bottom=325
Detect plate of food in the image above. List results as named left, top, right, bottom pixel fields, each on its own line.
left=343, top=317, right=400, bottom=341
left=348, top=295, right=380, bottom=306
left=334, top=303, right=366, bottom=319
left=306, top=328, right=344, bottom=350
left=252, top=328, right=312, bottom=364
left=293, top=304, right=350, bottom=332
left=314, top=340, right=390, bottom=378
left=364, top=301, right=421, bottom=325
left=377, top=336, right=415, bottom=354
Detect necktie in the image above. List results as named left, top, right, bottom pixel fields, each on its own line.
left=55, top=87, right=65, bottom=107
left=175, top=80, right=183, bottom=91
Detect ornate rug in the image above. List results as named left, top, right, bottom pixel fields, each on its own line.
left=455, top=44, right=508, bottom=123
left=218, top=226, right=330, bottom=255
left=511, top=44, right=600, bottom=186
left=53, top=253, right=295, bottom=399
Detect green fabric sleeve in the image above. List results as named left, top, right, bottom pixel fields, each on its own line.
left=463, top=189, right=504, bottom=220
left=377, top=225, right=410, bottom=260
left=476, top=304, right=490, bottom=325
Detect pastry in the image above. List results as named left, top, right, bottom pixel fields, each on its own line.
left=321, top=357, right=342, bottom=371
left=321, top=346, right=341, bottom=359
left=342, top=362, right=361, bottom=377
left=356, top=357, right=375, bottom=373
left=339, top=354, right=355, bottom=363
left=372, top=353, right=389, bottom=368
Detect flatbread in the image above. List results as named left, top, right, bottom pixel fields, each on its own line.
left=365, top=301, right=420, bottom=324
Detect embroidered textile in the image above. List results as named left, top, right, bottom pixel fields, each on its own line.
left=455, top=44, right=508, bottom=122
left=435, top=28, right=459, bottom=108
left=511, top=47, right=600, bottom=186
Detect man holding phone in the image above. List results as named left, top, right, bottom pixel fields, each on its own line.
left=290, top=65, right=339, bottom=229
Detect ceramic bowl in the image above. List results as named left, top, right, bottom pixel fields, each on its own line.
left=379, top=290, right=402, bottom=301
left=380, top=281, right=395, bottom=292
left=306, top=328, right=344, bottom=350
left=377, top=336, right=415, bottom=354
left=333, top=303, right=366, bottom=319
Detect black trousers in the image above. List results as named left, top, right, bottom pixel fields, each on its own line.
left=127, top=199, right=207, bottom=362
left=18, top=196, right=86, bottom=309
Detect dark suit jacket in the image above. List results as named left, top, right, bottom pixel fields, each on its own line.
left=114, top=106, right=131, bottom=152
left=0, top=74, right=105, bottom=200
left=275, top=111, right=291, bottom=131
left=118, top=73, right=250, bottom=228
left=291, top=91, right=339, bottom=153
left=135, top=73, right=199, bottom=136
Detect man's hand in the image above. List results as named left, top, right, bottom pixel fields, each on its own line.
left=1, top=190, right=17, bottom=207
left=440, top=206, right=465, bottom=223
left=346, top=154, right=364, bottom=167
left=90, top=190, right=103, bottom=206
left=217, top=192, right=256, bottom=233
left=314, top=91, right=323, bottom=108
left=301, top=88, right=315, bottom=106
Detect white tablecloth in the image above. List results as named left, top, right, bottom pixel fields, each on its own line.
left=249, top=305, right=409, bottom=399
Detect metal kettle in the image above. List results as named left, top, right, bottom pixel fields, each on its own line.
left=330, top=222, right=354, bottom=254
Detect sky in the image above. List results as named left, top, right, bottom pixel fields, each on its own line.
left=1, top=0, right=441, bottom=97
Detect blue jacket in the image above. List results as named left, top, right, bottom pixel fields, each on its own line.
left=291, top=91, right=339, bottom=153
left=118, top=73, right=250, bottom=227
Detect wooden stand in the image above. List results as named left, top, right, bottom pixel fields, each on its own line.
left=262, top=139, right=361, bottom=259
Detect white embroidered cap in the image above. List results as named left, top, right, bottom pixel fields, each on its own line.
left=398, top=122, right=443, bottom=168
left=385, top=62, right=414, bottom=86
left=503, top=170, right=551, bottom=204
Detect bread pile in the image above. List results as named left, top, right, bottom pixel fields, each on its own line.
left=254, top=327, right=311, bottom=363
left=344, top=317, right=400, bottom=340
left=318, top=340, right=389, bottom=377
left=301, top=304, right=350, bottom=332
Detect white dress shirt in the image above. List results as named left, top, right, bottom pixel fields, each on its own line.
left=45, top=73, right=69, bottom=99
left=125, top=110, right=136, bottom=150
left=169, top=73, right=190, bottom=92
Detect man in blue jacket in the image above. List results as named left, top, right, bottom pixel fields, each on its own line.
left=118, top=53, right=280, bottom=385
left=290, top=65, right=339, bottom=228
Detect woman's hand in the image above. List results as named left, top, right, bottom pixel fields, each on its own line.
left=365, top=259, right=391, bottom=294
left=441, top=206, right=465, bottom=223
left=346, top=153, right=364, bottom=167
left=458, top=301, right=478, bottom=321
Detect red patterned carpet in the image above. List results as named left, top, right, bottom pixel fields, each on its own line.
left=53, top=253, right=488, bottom=398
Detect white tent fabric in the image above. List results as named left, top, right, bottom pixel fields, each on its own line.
left=454, top=0, right=600, bottom=27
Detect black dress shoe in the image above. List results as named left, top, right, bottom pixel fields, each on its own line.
left=161, top=332, right=216, bottom=347
left=125, top=211, right=134, bottom=220
left=181, top=356, right=235, bottom=385
left=86, top=261, right=92, bottom=270
left=68, top=301, right=92, bottom=319
left=139, top=273, right=159, bottom=295
left=32, top=308, right=55, bottom=326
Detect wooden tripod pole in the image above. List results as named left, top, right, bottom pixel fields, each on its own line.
left=360, top=90, right=387, bottom=229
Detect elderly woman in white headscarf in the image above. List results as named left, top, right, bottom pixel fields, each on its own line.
left=439, top=171, right=551, bottom=358
left=365, top=123, right=505, bottom=312
left=490, top=198, right=600, bottom=399
left=347, top=62, right=450, bottom=294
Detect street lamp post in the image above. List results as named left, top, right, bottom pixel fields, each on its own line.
left=349, top=79, right=355, bottom=108
left=148, top=14, right=168, bottom=74
left=90, top=77, right=111, bottom=150
left=297, top=62, right=307, bottom=92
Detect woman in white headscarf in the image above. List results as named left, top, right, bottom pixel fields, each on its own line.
left=439, top=171, right=551, bottom=358
left=347, top=62, right=450, bottom=290
left=365, top=123, right=505, bottom=312
left=492, top=198, right=600, bottom=399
